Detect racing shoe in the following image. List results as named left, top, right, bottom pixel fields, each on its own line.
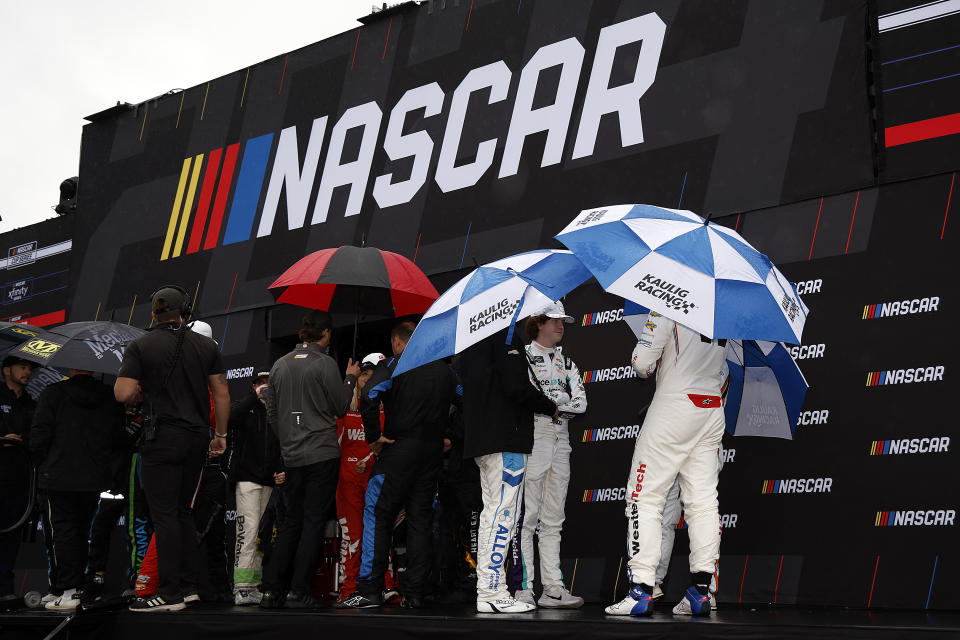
left=382, top=587, right=400, bottom=604
left=283, top=592, right=322, bottom=609
left=40, top=592, right=61, bottom=608
left=46, top=589, right=81, bottom=612
left=514, top=589, right=536, bottom=606
left=476, top=596, right=536, bottom=613
left=652, top=584, right=664, bottom=600
left=537, top=585, right=584, bottom=609
left=604, top=584, right=655, bottom=616
left=672, top=585, right=711, bottom=617
left=234, top=587, right=263, bottom=605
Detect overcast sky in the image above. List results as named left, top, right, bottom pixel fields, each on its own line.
left=0, top=0, right=380, bottom=233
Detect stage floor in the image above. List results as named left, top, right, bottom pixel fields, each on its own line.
left=3, top=603, right=960, bottom=640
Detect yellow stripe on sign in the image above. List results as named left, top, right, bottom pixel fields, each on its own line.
left=875, top=512, right=881, bottom=527
left=862, top=305, right=868, bottom=320
left=172, top=154, right=205, bottom=258
left=161, top=158, right=193, bottom=260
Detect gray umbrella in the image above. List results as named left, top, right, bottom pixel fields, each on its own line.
left=10, top=321, right=146, bottom=375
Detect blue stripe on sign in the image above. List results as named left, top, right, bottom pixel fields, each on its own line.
left=883, top=440, right=891, bottom=455
left=358, top=473, right=385, bottom=580
left=222, top=133, right=274, bottom=245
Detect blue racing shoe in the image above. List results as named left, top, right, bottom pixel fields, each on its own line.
left=672, top=585, right=711, bottom=617
left=604, top=584, right=655, bottom=616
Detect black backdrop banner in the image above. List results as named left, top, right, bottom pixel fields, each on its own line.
left=53, top=0, right=960, bottom=610
left=0, top=217, right=73, bottom=327
left=69, top=0, right=873, bottom=325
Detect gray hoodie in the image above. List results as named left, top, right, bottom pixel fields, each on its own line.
left=267, top=343, right=356, bottom=467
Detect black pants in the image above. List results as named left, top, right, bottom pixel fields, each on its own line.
left=193, top=466, right=229, bottom=597
left=45, top=491, right=101, bottom=591
left=359, top=441, right=440, bottom=598
left=140, top=426, right=208, bottom=601
left=438, top=465, right=482, bottom=589
left=0, top=482, right=29, bottom=597
left=262, top=458, right=339, bottom=596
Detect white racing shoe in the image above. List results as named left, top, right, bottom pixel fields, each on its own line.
left=605, top=585, right=655, bottom=616
left=652, top=584, right=664, bottom=600
left=537, top=585, right=584, bottom=609
left=476, top=596, right=536, bottom=613
left=672, top=586, right=711, bottom=617
left=514, top=589, right=536, bottom=606
left=45, top=589, right=81, bottom=612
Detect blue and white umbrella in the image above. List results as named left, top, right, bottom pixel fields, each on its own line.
left=556, top=204, right=808, bottom=344
left=393, top=250, right=592, bottom=376
left=723, top=340, right=808, bottom=440
left=622, top=305, right=807, bottom=440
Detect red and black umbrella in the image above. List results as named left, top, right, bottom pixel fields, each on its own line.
left=268, top=246, right=439, bottom=351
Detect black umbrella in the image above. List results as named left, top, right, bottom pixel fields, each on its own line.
left=9, top=321, right=147, bottom=375
left=0, top=321, right=45, bottom=351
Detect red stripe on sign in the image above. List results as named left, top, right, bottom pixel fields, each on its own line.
left=738, top=555, right=749, bottom=603
left=187, top=147, right=223, bottom=254
left=773, top=555, right=784, bottom=603
left=809, top=198, right=823, bottom=260
left=204, top=143, right=239, bottom=250
left=845, top=190, right=859, bottom=254
left=868, top=555, right=880, bottom=607
left=382, top=17, right=393, bottom=59
left=28, top=309, right=66, bottom=327
left=944, top=172, right=955, bottom=240
left=885, top=112, right=960, bottom=148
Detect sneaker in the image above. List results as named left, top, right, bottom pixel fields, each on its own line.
left=514, top=589, right=536, bottom=606
left=710, top=592, right=718, bottom=611
left=476, top=597, right=536, bottom=613
left=129, top=595, right=186, bottom=612
left=258, top=591, right=285, bottom=609
left=183, top=588, right=200, bottom=604
left=400, top=595, right=423, bottom=609
left=672, top=585, right=711, bottom=617
left=336, top=592, right=382, bottom=609
left=283, top=592, right=322, bottom=609
left=382, top=588, right=400, bottom=604
left=538, top=584, right=584, bottom=609
left=652, top=584, right=664, bottom=600
left=82, top=576, right=105, bottom=605
left=46, top=589, right=81, bottom=612
left=604, top=584, right=655, bottom=616
left=234, top=588, right=263, bottom=606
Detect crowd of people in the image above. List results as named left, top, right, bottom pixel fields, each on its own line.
left=0, top=284, right=728, bottom=618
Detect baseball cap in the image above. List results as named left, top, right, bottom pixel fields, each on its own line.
left=188, top=320, right=213, bottom=339
left=536, top=300, right=574, bottom=323
left=253, top=371, right=270, bottom=384
left=361, top=352, right=386, bottom=371
left=152, top=287, right=186, bottom=314
left=2, top=356, right=35, bottom=369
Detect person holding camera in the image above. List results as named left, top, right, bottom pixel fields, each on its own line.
left=115, top=286, right=229, bottom=612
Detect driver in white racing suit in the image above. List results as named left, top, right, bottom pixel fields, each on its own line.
left=606, top=312, right=727, bottom=617
left=511, top=301, right=586, bottom=608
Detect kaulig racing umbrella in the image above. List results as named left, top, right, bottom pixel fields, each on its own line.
left=556, top=204, right=808, bottom=343
left=393, top=250, right=592, bottom=376
left=10, top=321, right=146, bottom=375
left=623, top=305, right=807, bottom=440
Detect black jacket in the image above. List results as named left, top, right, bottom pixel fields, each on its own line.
left=28, top=375, right=126, bottom=492
left=0, top=384, right=35, bottom=483
left=360, top=357, right=459, bottom=446
left=226, top=389, right=282, bottom=486
left=458, top=329, right=556, bottom=458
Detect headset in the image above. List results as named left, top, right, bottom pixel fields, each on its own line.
left=150, top=284, right=193, bottom=321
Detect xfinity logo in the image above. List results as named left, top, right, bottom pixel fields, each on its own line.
left=581, top=308, right=623, bottom=326
left=870, top=437, right=949, bottom=455
left=582, top=366, right=637, bottom=383
left=787, top=344, right=825, bottom=360
left=469, top=298, right=517, bottom=333
left=583, top=487, right=626, bottom=502
left=582, top=424, right=640, bottom=442
left=634, top=274, right=695, bottom=314
left=761, top=477, right=833, bottom=494
left=797, top=410, right=829, bottom=426
left=866, top=366, right=944, bottom=386
left=862, top=296, right=939, bottom=319
left=875, top=510, right=955, bottom=527
left=160, top=13, right=668, bottom=260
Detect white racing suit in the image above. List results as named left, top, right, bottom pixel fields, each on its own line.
left=625, top=313, right=727, bottom=588
left=510, top=342, right=586, bottom=591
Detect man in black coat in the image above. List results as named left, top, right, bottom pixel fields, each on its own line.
left=458, top=328, right=556, bottom=613
left=29, top=369, right=126, bottom=611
